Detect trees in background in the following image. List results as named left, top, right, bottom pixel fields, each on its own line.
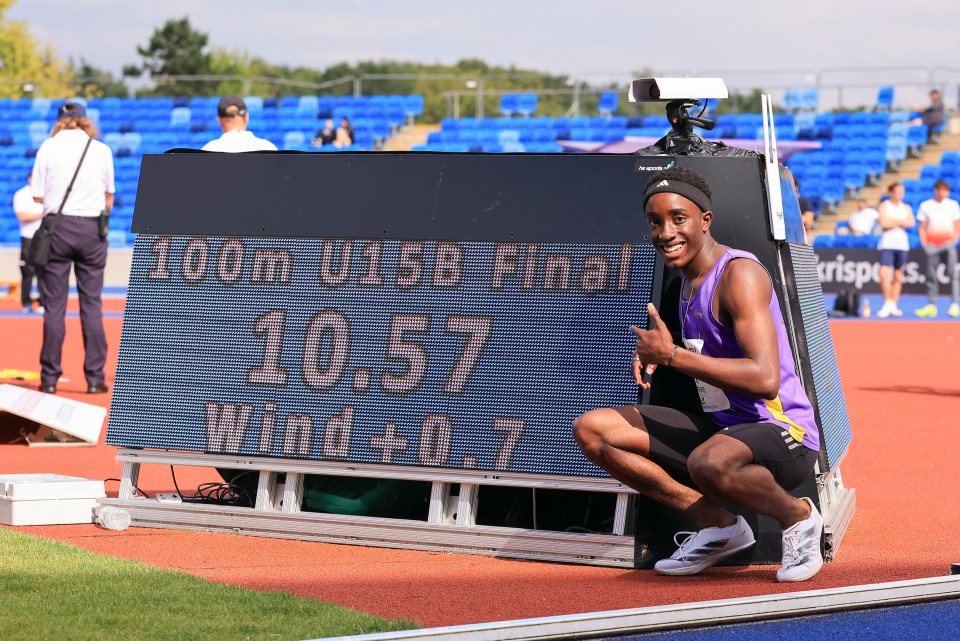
left=70, top=58, right=129, bottom=98
left=123, top=17, right=214, bottom=97
left=9, top=11, right=672, bottom=120
left=0, top=0, right=73, bottom=98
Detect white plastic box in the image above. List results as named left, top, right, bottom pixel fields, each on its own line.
left=0, top=474, right=106, bottom=525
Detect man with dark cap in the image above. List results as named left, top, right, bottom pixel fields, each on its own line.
left=31, top=101, right=115, bottom=394
left=201, top=95, right=277, bottom=152
left=573, top=166, right=823, bottom=582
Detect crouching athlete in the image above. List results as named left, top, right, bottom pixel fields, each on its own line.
left=573, top=166, right=823, bottom=582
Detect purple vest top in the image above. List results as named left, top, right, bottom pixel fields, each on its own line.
left=680, top=248, right=820, bottom=452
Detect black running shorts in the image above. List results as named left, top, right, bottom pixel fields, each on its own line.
left=639, top=405, right=818, bottom=491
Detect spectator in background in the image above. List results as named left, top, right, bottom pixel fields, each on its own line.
left=334, top=116, right=354, bottom=148
left=13, top=172, right=44, bottom=313
left=31, top=102, right=115, bottom=394
left=310, top=118, right=336, bottom=147
left=876, top=182, right=915, bottom=318
left=909, top=89, right=945, bottom=138
left=202, top=95, right=277, bottom=152
left=847, top=198, right=880, bottom=236
left=914, top=179, right=960, bottom=318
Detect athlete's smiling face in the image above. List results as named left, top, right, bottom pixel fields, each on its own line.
left=645, top=191, right=712, bottom=272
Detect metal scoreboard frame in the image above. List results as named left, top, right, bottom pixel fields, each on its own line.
left=104, top=150, right=855, bottom=567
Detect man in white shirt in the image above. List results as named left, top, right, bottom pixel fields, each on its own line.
left=31, top=101, right=115, bottom=394
left=915, top=179, right=960, bottom=318
left=847, top=199, right=879, bottom=236
left=13, top=173, right=44, bottom=313
left=201, top=96, right=278, bottom=153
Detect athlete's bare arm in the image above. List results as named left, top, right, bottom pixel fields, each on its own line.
left=631, top=257, right=779, bottom=399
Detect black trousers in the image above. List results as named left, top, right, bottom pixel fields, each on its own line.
left=19, top=236, right=40, bottom=307
left=37, top=215, right=108, bottom=387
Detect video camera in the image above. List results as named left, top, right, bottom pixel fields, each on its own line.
left=628, top=77, right=729, bottom=135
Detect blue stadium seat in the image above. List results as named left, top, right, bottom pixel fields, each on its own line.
left=27, top=121, right=49, bottom=146
left=801, top=88, right=819, bottom=111
left=103, top=132, right=124, bottom=153
left=907, top=125, right=928, bottom=156
left=794, top=112, right=815, bottom=137
left=297, top=95, right=319, bottom=116
left=105, top=230, right=127, bottom=247
left=888, top=111, right=910, bottom=124
left=244, top=96, right=264, bottom=115
left=833, top=112, right=853, bottom=126
left=282, top=131, right=306, bottom=150
left=876, top=86, right=894, bottom=111
left=821, top=179, right=845, bottom=209
left=316, top=96, right=334, bottom=118
left=170, top=107, right=191, bottom=127
left=597, top=91, right=619, bottom=116
left=516, top=93, right=538, bottom=117
left=403, top=95, right=424, bottom=119
left=499, top=94, right=518, bottom=117
left=498, top=130, right=520, bottom=145
left=782, top=88, right=802, bottom=112
left=842, top=165, right=868, bottom=192
left=852, top=234, right=879, bottom=249
left=30, top=97, right=52, bottom=119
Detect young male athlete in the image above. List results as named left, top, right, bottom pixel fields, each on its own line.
left=573, top=166, right=823, bottom=582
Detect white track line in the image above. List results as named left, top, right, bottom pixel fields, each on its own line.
left=314, top=575, right=960, bottom=641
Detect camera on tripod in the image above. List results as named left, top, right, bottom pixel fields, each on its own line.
left=628, top=77, right=729, bottom=135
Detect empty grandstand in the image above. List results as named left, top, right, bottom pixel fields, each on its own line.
left=0, top=85, right=954, bottom=252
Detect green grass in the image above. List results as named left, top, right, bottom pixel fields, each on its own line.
left=0, top=529, right=418, bottom=641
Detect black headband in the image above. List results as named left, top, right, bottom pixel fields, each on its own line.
left=643, top=178, right=711, bottom=213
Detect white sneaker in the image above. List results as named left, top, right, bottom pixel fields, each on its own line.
left=891, top=307, right=904, bottom=317
left=655, top=515, right=756, bottom=576
left=777, top=497, right=824, bottom=582
left=876, top=303, right=892, bottom=318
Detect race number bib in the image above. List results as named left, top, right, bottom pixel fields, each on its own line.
left=682, top=338, right=731, bottom=413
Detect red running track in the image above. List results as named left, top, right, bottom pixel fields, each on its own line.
left=1, top=302, right=959, bottom=627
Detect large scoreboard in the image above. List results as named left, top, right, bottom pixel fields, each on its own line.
left=105, top=150, right=856, bottom=567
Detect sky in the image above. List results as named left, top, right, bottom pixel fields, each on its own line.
left=8, top=0, right=960, bottom=109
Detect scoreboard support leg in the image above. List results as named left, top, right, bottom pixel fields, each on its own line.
left=119, top=461, right=140, bottom=500
left=455, top=483, right=479, bottom=527
left=280, top=473, right=303, bottom=514
left=254, top=471, right=278, bottom=511
left=427, top=481, right=451, bottom=524
left=613, top=493, right=636, bottom=536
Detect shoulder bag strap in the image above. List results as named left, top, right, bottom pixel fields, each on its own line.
left=44, top=136, right=94, bottom=236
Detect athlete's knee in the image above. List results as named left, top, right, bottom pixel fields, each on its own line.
left=572, top=409, right=613, bottom=459
left=687, top=444, right=733, bottom=490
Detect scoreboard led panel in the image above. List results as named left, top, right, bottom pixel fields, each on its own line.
left=109, top=235, right=656, bottom=476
